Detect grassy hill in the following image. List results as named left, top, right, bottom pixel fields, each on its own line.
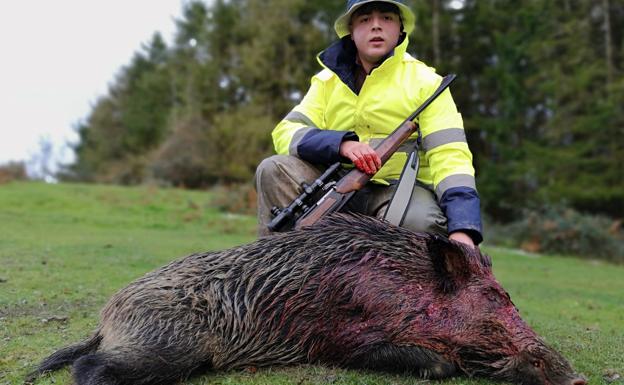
left=0, top=182, right=622, bottom=385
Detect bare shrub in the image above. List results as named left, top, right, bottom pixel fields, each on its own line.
left=488, top=205, right=624, bottom=263
left=0, top=162, right=28, bottom=184
left=210, top=183, right=257, bottom=215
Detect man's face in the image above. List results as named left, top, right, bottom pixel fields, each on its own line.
left=350, top=7, right=402, bottom=67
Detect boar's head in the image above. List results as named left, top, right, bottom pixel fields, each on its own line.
left=423, top=235, right=587, bottom=385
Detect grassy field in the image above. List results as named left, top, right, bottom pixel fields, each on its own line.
left=0, top=181, right=622, bottom=385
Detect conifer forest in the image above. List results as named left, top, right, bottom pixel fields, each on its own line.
left=65, top=0, right=624, bottom=222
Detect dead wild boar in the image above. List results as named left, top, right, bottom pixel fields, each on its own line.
left=29, top=214, right=586, bottom=385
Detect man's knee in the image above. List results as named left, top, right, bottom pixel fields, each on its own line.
left=402, top=210, right=447, bottom=235
left=255, top=155, right=290, bottom=184
left=400, top=185, right=448, bottom=235
left=255, top=154, right=322, bottom=189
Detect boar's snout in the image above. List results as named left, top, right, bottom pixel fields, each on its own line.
left=501, top=346, right=586, bottom=385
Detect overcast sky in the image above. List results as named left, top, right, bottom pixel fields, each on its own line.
left=0, top=0, right=184, bottom=171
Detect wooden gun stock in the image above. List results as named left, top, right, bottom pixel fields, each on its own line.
left=294, top=120, right=417, bottom=229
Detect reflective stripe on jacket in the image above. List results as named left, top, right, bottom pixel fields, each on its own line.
left=271, top=35, right=483, bottom=242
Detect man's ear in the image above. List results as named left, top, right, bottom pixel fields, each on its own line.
left=427, top=234, right=471, bottom=293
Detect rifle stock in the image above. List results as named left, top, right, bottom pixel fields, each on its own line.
left=294, top=120, right=417, bottom=229
left=281, top=74, right=457, bottom=231
left=295, top=190, right=354, bottom=228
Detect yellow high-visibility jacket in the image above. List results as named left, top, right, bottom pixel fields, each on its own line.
left=272, top=35, right=482, bottom=242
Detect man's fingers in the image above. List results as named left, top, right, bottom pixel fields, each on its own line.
left=361, top=146, right=381, bottom=169
left=360, top=157, right=374, bottom=175
left=373, top=153, right=381, bottom=168
left=354, top=159, right=368, bottom=174
left=363, top=154, right=377, bottom=174
left=342, top=142, right=381, bottom=175
left=354, top=157, right=373, bottom=174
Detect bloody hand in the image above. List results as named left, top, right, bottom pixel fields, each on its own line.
left=339, top=140, right=382, bottom=175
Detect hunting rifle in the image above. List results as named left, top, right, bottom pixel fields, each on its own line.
left=268, top=74, right=457, bottom=232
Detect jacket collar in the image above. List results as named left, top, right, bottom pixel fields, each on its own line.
left=317, top=33, right=409, bottom=94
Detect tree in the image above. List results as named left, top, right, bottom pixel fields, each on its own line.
left=67, top=33, right=173, bottom=184
left=64, top=0, right=623, bottom=220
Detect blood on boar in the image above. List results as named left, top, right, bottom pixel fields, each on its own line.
left=28, top=214, right=587, bottom=385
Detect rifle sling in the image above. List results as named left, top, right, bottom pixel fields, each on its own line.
left=384, top=144, right=420, bottom=226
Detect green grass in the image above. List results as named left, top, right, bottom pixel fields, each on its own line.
left=0, top=181, right=622, bottom=385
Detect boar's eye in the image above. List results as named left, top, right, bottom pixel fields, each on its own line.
left=483, top=287, right=508, bottom=306
left=532, top=360, right=543, bottom=369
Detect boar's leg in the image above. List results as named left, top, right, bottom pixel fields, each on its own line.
left=71, top=348, right=212, bottom=385
left=347, top=344, right=456, bottom=379
left=26, top=335, right=102, bottom=383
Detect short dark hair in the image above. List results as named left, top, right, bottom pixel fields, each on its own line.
left=351, top=2, right=401, bottom=20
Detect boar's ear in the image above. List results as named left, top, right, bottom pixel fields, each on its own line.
left=427, top=234, right=471, bottom=293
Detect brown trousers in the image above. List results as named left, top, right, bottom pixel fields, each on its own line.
left=254, top=155, right=447, bottom=237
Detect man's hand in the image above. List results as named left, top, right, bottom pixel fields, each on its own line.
left=339, top=140, right=382, bottom=175
left=449, top=231, right=475, bottom=249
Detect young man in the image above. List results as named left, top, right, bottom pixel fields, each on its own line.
left=255, top=0, right=482, bottom=247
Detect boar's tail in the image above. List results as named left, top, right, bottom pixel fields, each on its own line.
left=70, top=347, right=210, bottom=385
left=25, top=333, right=102, bottom=383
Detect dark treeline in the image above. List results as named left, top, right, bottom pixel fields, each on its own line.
left=63, top=0, right=624, bottom=221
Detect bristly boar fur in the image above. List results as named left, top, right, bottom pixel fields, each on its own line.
left=28, top=214, right=586, bottom=385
